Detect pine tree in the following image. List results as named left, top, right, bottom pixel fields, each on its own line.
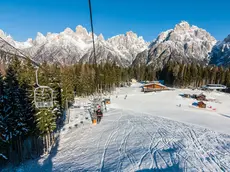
left=210, top=66, right=217, bottom=84
left=19, top=80, right=36, bottom=135
left=215, top=66, right=223, bottom=84
left=178, top=64, right=185, bottom=87
left=220, top=67, right=226, bottom=84
left=128, top=67, right=134, bottom=80
left=11, top=56, right=21, bottom=74
left=35, top=109, right=56, bottom=135
left=17, top=60, right=36, bottom=134
left=163, top=62, right=174, bottom=86
left=0, top=72, right=8, bottom=160
left=19, top=59, right=35, bottom=85
left=63, top=66, right=75, bottom=100
left=190, top=63, right=198, bottom=87
left=139, top=65, right=146, bottom=81
left=202, top=66, right=209, bottom=85
left=172, top=63, right=180, bottom=86
left=4, top=66, right=28, bottom=137
left=115, top=66, right=122, bottom=87
left=224, top=69, right=230, bottom=87
left=196, top=65, right=203, bottom=87
left=185, top=64, right=191, bottom=86
left=49, top=65, right=62, bottom=116
left=93, top=64, right=100, bottom=92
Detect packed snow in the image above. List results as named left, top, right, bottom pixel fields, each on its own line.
left=6, top=84, right=230, bottom=172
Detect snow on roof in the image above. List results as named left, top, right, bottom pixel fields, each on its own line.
left=143, top=82, right=166, bottom=87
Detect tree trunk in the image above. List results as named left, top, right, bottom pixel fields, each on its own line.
left=46, top=134, right=49, bottom=153
left=43, top=136, right=46, bottom=154
left=18, top=136, right=22, bottom=162
left=48, top=134, right=50, bottom=152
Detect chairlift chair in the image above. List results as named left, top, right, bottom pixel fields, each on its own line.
left=34, top=67, right=54, bottom=109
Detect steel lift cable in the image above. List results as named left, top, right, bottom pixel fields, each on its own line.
left=88, top=0, right=97, bottom=65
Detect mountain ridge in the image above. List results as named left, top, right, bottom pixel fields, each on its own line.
left=209, top=34, right=230, bottom=66
left=133, top=21, right=217, bottom=69
left=0, top=25, right=148, bottom=66
left=0, top=21, right=229, bottom=67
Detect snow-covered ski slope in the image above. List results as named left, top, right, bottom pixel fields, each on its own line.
left=11, top=84, right=230, bottom=172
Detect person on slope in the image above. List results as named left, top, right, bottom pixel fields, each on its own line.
left=96, top=108, right=103, bottom=124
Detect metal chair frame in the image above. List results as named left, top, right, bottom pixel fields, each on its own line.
left=34, top=67, right=54, bottom=109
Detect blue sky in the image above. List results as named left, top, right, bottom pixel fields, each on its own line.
left=0, top=0, right=229, bottom=42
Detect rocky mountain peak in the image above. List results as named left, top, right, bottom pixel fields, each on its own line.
left=223, top=34, right=230, bottom=43
left=34, top=32, right=47, bottom=45
left=155, top=21, right=216, bottom=46
left=98, top=34, right=104, bottom=41
left=76, top=25, right=89, bottom=36
left=63, top=27, right=74, bottom=35
left=209, top=34, right=230, bottom=66
left=0, top=30, right=14, bottom=43
left=134, top=21, right=217, bottom=69
left=0, top=29, right=6, bottom=38
left=26, top=38, right=33, bottom=44
left=107, top=31, right=148, bottom=63
left=126, top=31, right=138, bottom=38
left=174, top=21, right=190, bottom=32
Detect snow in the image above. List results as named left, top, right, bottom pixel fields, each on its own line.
left=0, top=153, right=8, bottom=160
left=148, top=21, right=217, bottom=66
left=4, top=84, right=230, bottom=171
left=113, top=87, right=230, bottom=134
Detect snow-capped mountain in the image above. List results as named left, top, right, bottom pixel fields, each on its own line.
left=133, top=21, right=216, bottom=68
left=80, top=36, right=131, bottom=66
left=2, top=22, right=230, bottom=68
left=107, top=31, right=148, bottom=64
left=0, top=26, right=148, bottom=66
left=0, top=29, right=33, bottom=49
left=23, top=26, right=93, bottom=65
left=0, top=31, right=38, bottom=68
left=209, top=35, right=230, bottom=66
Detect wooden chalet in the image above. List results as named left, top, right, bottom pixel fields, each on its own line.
left=142, top=82, right=169, bottom=93
left=196, top=93, right=207, bottom=101
left=198, top=101, right=206, bottom=108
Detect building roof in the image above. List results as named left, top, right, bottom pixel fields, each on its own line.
left=202, top=84, right=227, bottom=90
left=143, top=82, right=166, bottom=88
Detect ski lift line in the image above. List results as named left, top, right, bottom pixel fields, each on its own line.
left=88, top=0, right=96, bottom=65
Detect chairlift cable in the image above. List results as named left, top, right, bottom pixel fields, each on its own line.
left=88, top=0, right=97, bottom=65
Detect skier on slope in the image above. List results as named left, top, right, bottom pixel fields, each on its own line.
left=96, top=108, right=103, bottom=124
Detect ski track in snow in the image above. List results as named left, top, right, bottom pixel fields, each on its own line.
left=9, top=86, right=230, bottom=172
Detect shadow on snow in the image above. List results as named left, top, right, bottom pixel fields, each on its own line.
left=135, top=162, right=182, bottom=172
